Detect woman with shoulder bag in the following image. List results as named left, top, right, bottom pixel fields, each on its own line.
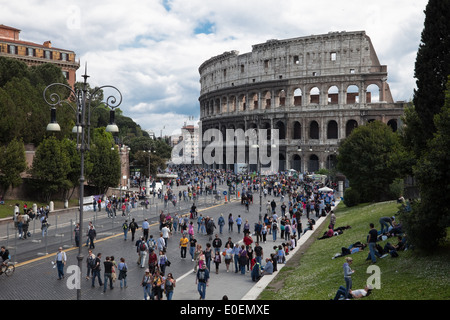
left=118, top=257, right=128, bottom=289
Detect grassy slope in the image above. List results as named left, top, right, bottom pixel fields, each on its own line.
left=0, top=198, right=79, bottom=219
left=259, top=201, right=450, bottom=300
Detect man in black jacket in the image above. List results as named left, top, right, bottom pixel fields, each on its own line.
left=212, top=234, right=222, bottom=254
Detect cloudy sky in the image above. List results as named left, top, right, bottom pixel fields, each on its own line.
left=1, top=0, right=428, bottom=137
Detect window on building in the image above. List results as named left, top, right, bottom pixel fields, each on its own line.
left=44, top=50, right=52, bottom=59
left=293, top=56, right=300, bottom=64
left=330, top=52, right=337, bottom=61
left=27, top=48, right=35, bottom=57
left=350, top=68, right=355, bottom=74
left=264, top=60, right=269, bottom=69
left=8, top=45, right=17, bottom=54
left=241, top=64, right=245, bottom=73
left=60, top=52, right=68, bottom=61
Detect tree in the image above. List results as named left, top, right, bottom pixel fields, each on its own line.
left=337, top=121, right=404, bottom=202
left=411, top=0, right=450, bottom=150
left=29, top=136, right=71, bottom=202
left=87, top=128, right=121, bottom=194
left=0, top=138, right=27, bottom=198
left=60, top=138, right=93, bottom=201
left=400, top=77, right=450, bottom=250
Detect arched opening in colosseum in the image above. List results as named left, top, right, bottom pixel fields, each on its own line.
left=292, top=154, right=301, bottom=171
left=346, top=85, right=359, bottom=104
left=251, top=93, right=259, bottom=110
left=327, top=120, right=338, bottom=139
left=215, top=99, right=221, bottom=114
left=275, top=121, right=286, bottom=140
left=262, top=122, right=271, bottom=140
left=327, top=86, right=339, bottom=105
left=326, top=154, right=337, bottom=170
left=366, top=84, right=380, bottom=103
left=278, top=89, right=286, bottom=107
left=229, top=95, right=236, bottom=112
left=387, top=119, right=398, bottom=132
left=263, top=91, right=272, bottom=109
left=279, top=153, right=286, bottom=171
left=308, top=154, right=319, bottom=172
left=346, top=119, right=358, bottom=137
left=309, top=121, right=319, bottom=140
left=292, top=121, right=301, bottom=140
left=208, top=101, right=213, bottom=115
left=309, top=87, right=320, bottom=104
left=294, top=88, right=302, bottom=106
left=238, top=94, right=246, bottom=111
left=221, top=97, right=227, bottom=113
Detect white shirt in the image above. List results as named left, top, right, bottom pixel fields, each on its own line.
left=162, top=226, right=170, bottom=238
left=55, top=251, right=67, bottom=262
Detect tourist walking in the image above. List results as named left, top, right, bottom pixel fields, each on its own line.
left=118, top=257, right=128, bottom=289
left=54, top=247, right=66, bottom=280
left=196, top=264, right=210, bottom=300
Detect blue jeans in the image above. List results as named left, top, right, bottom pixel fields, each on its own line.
left=144, top=284, right=152, bottom=300
left=197, top=281, right=207, bottom=299
left=120, top=277, right=127, bottom=288
left=345, top=277, right=352, bottom=299
left=103, top=273, right=113, bottom=292
left=234, top=254, right=239, bottom=272
left=367, top=242, right=381, bottom=263
left=240, top=265, right=246, bottom=274
left=272, top=230, right=277, bottom=241
left=91, top=269, right=102, bottom=287
left=334, top=285, right=348, bottom=300
left=166, top=290, right=174, bottom=300
left=123, top=229, right=128, bottom=240
left=56, top=261, right=64, bottom=279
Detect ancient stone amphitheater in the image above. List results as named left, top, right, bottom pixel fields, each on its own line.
left=198, top=31, right=405, bottom=172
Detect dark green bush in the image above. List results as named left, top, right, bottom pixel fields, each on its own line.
left=343, top=187, right=360, bottom=207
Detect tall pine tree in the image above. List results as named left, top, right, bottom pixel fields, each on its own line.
left=412, top=0, right=450, bottom=145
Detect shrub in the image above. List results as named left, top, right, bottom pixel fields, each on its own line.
left=343, top=187, right=360, bottom=207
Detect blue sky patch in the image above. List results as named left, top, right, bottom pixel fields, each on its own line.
left=194, top=20, right=215, bottom=35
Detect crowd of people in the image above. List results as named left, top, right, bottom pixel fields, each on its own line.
left=5, top=165, right=344, bottom=300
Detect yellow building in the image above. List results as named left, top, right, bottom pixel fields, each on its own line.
left=0, top=24, right=79, bottom=87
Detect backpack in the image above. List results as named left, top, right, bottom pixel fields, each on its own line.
left=87, top=255, right=96, bottom=268
left=139, top=242, right=147, bottom=251
left=198, top=269, right=206, bottom=281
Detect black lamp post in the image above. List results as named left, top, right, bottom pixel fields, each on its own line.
left=43, top=63, right=122, bottom=300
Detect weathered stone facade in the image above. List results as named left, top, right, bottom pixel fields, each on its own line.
left=198, top=31, right=405, bottom=172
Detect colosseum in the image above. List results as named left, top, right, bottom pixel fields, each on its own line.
left=198, top=30, right=405, bottom=173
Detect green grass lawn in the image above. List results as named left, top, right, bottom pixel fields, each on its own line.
left=259, top=201, right=450, bottom=300
left=0, top=198, right=79, bottom=219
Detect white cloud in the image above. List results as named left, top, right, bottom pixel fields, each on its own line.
left=0, top=0, right=429, bottom=132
